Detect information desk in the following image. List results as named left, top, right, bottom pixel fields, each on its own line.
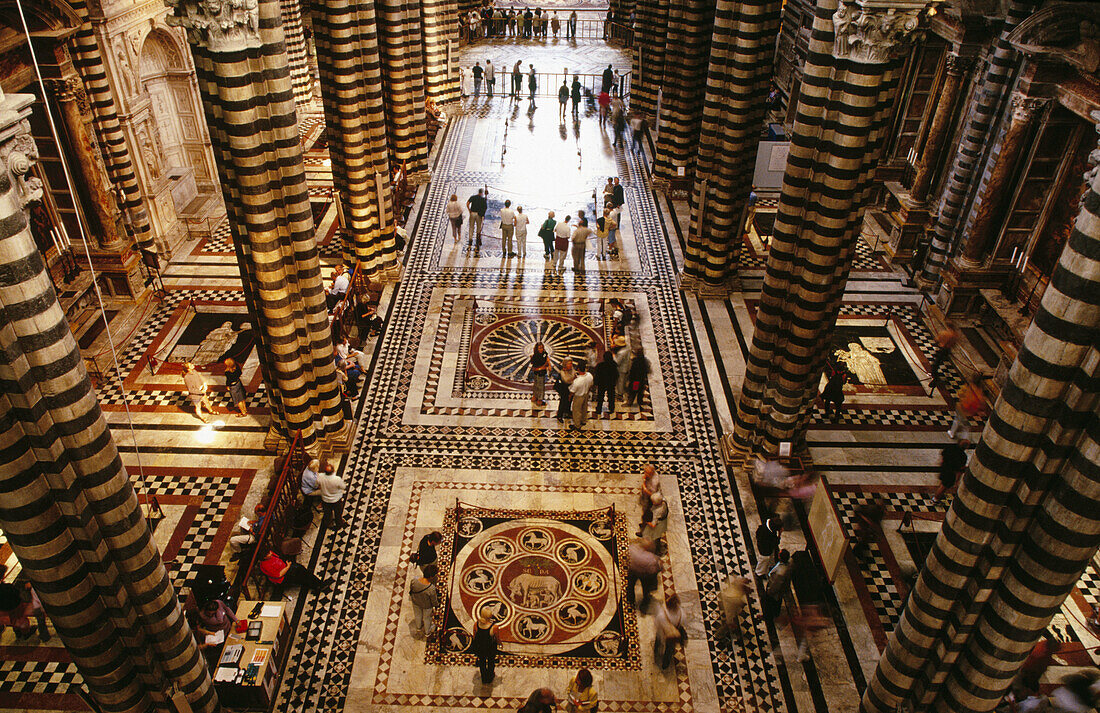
left=212, top=600, right=290, bottom=709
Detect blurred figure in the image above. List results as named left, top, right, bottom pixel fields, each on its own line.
left=716, top=575, right=751, bottom=643
left=654, top=594, right=685, bottom=669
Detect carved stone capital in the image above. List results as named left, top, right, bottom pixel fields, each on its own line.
left=0, top=120, right=43, bottom=208
left=832, top=2, right=924, bottom=64
left=46, top=77, right=82, bottom=102
left=165, top=0, right=262, bottom=53
left=944, top=52, right=973, bottom=75
left=1010, top=95, right=1048, bottom=123
left=1081, top=109, right=1100, bottom=199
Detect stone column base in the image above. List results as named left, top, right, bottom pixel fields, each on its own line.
left=378, top=260, right=404, bottom=284
left=407, top=170, right=432, bottom=186
left=321, top=419, right=354, bottom=454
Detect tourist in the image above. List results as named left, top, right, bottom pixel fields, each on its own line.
left=602, top=177, right=615, bottom=206
left=356, top=300, right=383, bottom=339
left=553, top=215, right=572, bottom=271
left=508, top=8, right=516, bottom=36
left=530, top=341, right=549, bottom=407
left=523, top=7, right=533, bottom=37
left=539, top=210, right=556, bottom=258
left=929, top=325, right=958, bottom=387
left=604, top=8, right=613, bottom=39
left=606, top=204, right=620, bottom=257
left=593, top=350, right=618, bottom=417
left=446, top=193, right=463, bottom=242
left=626, top=537, right=661, bottom=610
left=568, top=9, right=578, bottom=39
left=564, top=669, right=598, bottom=712
left=754, top=515, right=783, bottom=576
left=511, top=60, right=522, bottom=98
left=519, top=687, right=557, bottom=713
left=602, top=64, right=614, bottom=93
left=558, top=80, right=569, bottom=120
left=630, top=112, right=647, bottom=152
left=716, top=575, right=751, bottom=642
left=514, top=205, right=529, bottom=257
left=595, top=208, right=610, bottom=260
left=598, top=89, right=611, bottom=126
left=555, top=357, right=577, bottom=422
left=640, top=463, right=661, bottom=505
left=570, top=74, right=581, bottom=117
left=414, top=531, right=442, bottom=573
left=466, top=188, right=487, bottom=247
left=260, top=551, right=328, bottom=592
left=0, top=569, right=49, bottom=639
left=570, top=361, right=594, bottom=429
left=612, top=177, right=625, bottom=209
left=222, top=358, right=247, bottom=417
left=571, top=215, right=591, bottom=273
left=327, top=263, right=350, bottom=311
left=612, top=334, right=631, bottom=396
left=183, top=362, right=214, bottom=422
left=528, top=64, right=538, bottom=100
left=612, top=102, right=626, bottom=147
left=318, top=462, right=346, bottom=531
left=485, top=59, right=495, bottom=97
left=763, top=549, right=793, bottom=620
left=948, top=378, right=988, bottom=441
left=409, top=563, right=439, bottom=636
left=624, top=347, right=650, bottom=409
left=533, top=8, right=544, bottom=38
left=472, top=61, right=483, bottom=97
left=641, top=492, right=669, bottom=552
left=820, top=368, right=847, bottom=420
left=790, top=603, right=830, bottom=661
left=654, top=594, right=685, bottom=669
left=550, top=11, right=560, bottom=37
left=500, top=199, right=516, bottom=257
left=933, top=439, right=969, bottom=503
left=472, top=606, right=500, bottom=684
left=301, top=458, right=322, bottom=513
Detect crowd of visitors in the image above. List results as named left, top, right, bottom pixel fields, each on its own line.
left=463, top=6, right=592, bottom=42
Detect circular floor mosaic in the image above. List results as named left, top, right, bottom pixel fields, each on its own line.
left=469, top=314, right=604, bottom=389
left=448, top=517, right=619, bottom=656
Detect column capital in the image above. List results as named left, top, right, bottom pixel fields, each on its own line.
left=944, top=52, right=974, bottom=75
left=165, top=0, right=262, bottom=53
left=832, top=2, right=925, bottom=63
left=1009, top=94, right=1048, bottom=123
left=0, top=94, right=43, bottom=208
left=1080, top=109, right=1100, bottom=199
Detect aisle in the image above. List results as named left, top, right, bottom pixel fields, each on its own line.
left=275, top=100, right=791, bottom=711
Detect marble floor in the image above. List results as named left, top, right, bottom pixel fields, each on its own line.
left=1, top=37, right=1098, bottom=713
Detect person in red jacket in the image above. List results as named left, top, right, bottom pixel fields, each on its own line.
left=259, top=551, right=328, bottom=592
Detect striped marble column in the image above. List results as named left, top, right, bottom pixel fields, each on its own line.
left=279, top=0, right=317, bottom=109
left=420, top=0, right=460, bottom=104
left=731, top=0, right=922, bottom=452
left=68, top=1, right=155, bottom=253
left=651, top=0, right=714, bottom=185
left=865, top=111, right=1100, bottom=713
left=630, top=0, right=668, bottom=121
left=377, top=0, right=431, bottom=181
left=310, top=0, right=400, bottom=274
left=680, top=0, right=781, bottom=292
left=0, top=92, right=216, bottom=713
left=918, top=0, right=1034, bottom=286
left=167, top=0, right=349, bottom=453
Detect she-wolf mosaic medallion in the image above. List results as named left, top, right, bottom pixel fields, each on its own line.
left=427, top=505, right=641, bottom=670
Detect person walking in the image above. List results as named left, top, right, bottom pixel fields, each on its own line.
left=595, top=209, right=610, bottom=260
left=597, top=89, right=611, bottom=127
left=932, top=439, right=969, bottom=502
left=539, top=211, right=556, bottom=258
left=568, top=9, right=578, bottom=38
left=466, top=188, right=487, bottom=247
left=472, top=606, right=500, bottom=684
left=318, top=462, right=346, bottom=531
left=183, top=362, right=214, bottom=422
left=640, top=462, right=661, bottom=505
left=630, top=112, right=647, bottom=152
left=820, top=368, right=848, bottom=420
left=551, top=357, right=575, bottom=419
left=654, top=594, right=685, bottom=669
left=763, top=549, right=793, bottom=620
left=472, top=61, right=483, bottom=97
left=612, top=177, right=625, bottom=209
left=409, top=563, right=439, bottom=636
left=499, top=199, right=516, bottom=257
left=929, top=326, right=958, bottom=387
left=511, top=60, right=522, bottom=98
left=553, top=215, right=572, bottom=271
left=223, top=358, right=247, bottom=417
left=564, top=669, right=598, bottom=712
left=485, top=59, right=495, bottom=97
left=948, top=378, right=988, bottom=441
left=624, top=347, right=650, bottom=409
left=570, top=74, right=581, bottom=118
left=569, top=362, right=594, bottom=430
left=519, top=688, right=557, bottom=713
left=530, top=341, right=549, bottom=408
left=641, top=491, right=669, bottom=552
left=612, top=103, right=626, bottom=147
left=626, top=537, right=660, bottom=609
left=558, top=80, right=569, bottom=121
left=446, top=193, right=464, bottom=242
left=593, top=351, right=617, bottom=416
left=415, top=531, right=442, bottom=573
left=571, top=217, right=590, bottom=273
left=606, top=205, right=620, bottom=257
left=754, top=515, right=783, bottom=576
left=716, top=575, right=751, bottom=642
left=528, top=64, right=538, bottom=100
left=514, top=205, right=529, bottom=257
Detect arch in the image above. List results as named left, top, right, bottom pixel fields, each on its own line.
left=1007, top=2, right=1100, bottom=74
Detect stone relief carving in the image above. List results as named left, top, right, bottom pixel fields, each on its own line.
left=114, top=40, right=136, bottom=96
left=165, top=0, right=262, bottom=53
left=2, top=128, right=44, bottom=207
left=832, top=2, right=923, bottom=64
left=1010, top=94, right=1048, bottom=123
left=1082, top=110, right=1100, bottom=200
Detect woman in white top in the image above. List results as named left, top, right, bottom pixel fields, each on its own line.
left=445, top=194, right=463, bottom=242
left=514, top=206, right=529, bottom=257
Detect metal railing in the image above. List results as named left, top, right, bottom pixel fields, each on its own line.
left=462, top=70, right=631, bottom=101
left=460, top=17, right=617, bottom=44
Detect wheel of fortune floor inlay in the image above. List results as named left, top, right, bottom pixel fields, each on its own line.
left=428, top=505, right=641, bottom=670
left=471, top=315, right=602, bottom=389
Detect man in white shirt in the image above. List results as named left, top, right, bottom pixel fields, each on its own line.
left=485, top=59, right=495, bottom=97
left=317, top=462, right=346, bottom=531
left=327, top=264, right=350, bottom=311
left=183, top=362, right=213, bottom=422
left=569, top=362, right=594, bottom=430
left=514, top=206, right=529, bottom=258
left=499, top=200, right=516, bottom=257
left=553, top=216, right=572, bottom=272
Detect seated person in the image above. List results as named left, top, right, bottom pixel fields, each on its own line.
left=355, top=300, right=383, bottom=338
left=326, top=264, right=351, bottom=312
left=258, top=551, right=328, bottom=592
left=195, top=598, right=236, bottom=653
left=0, top=569, right=49, bottom=640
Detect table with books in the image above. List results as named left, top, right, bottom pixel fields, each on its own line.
left=212, top=600, right=290, bottom=709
